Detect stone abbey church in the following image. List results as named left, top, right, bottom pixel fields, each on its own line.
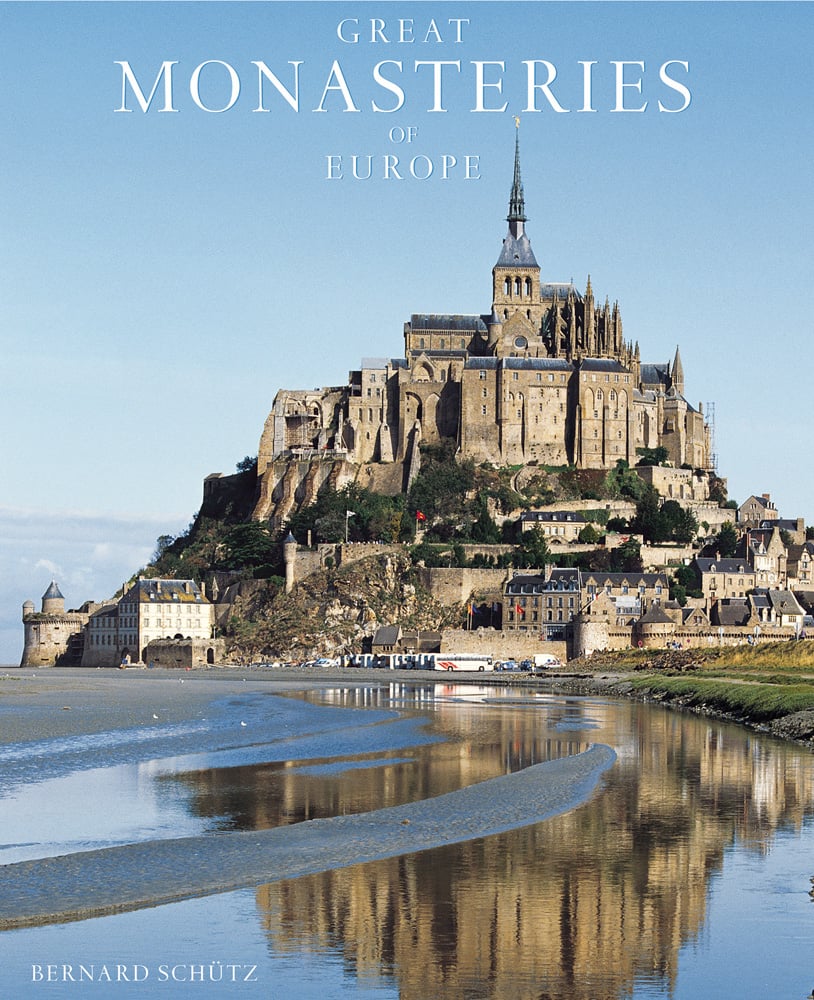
left=251, top=134, right=710, bottom=526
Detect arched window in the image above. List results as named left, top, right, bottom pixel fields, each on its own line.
left=514, top=276, right=521, bottom=296
left=504, top=277, right=511, bottom=295
left=525, top=277, right=532, bottom=296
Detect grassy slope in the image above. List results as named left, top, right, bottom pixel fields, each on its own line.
left=576, top=642, right=814, bottom=727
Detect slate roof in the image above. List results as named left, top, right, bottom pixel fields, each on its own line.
left=409, top=314, right=489, bottom=333
left=464, top=357, right=573, bottom=372
left=579, top=358, right=629, bottom=374
left=372, top=625, right=401, bottom=646
left=521, top=510, right=586, bottom=524
left=768, top=590, right=804, bottom=616
left=495, top=232, right=539, bottom=268
left=43, top=581, right=64, bottom=600
left=505, top=568, right=582, bottom=594
left=638, top=604, right=674, bottom=625
left=540, top=281, right=580, bottom=300
left=584, top=572, right=668, bottom=587
left=695, top=558, right=752, bottom=574
left=711, top=599, right=751, bottom=627
left=640, top=363, right=670, bottom=387
left=125, top=579, right=208, bottom=605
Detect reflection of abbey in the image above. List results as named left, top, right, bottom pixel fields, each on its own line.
left=254, top=133, right=710, bottom=526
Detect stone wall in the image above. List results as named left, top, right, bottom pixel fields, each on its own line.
left=143, top=638, right=225, bottom=669
left=440, top=626, right=567, bottom=663
left=417, top=568, right=507, bottom=605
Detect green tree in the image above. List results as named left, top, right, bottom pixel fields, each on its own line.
left=610, top=538, right=643, bottom=572
left=715, top=521, right=738, bottom=558
left=408, top=443, right=475, bottom=525
left=635, top=446, right=669, bottom=467
left=578, top=523, right=601, bottom=544
left=631, top=487, right=669, bottom=543
left=515, top=527, right=550, bottom=569
left=660, top=500, right=698, bottom=545
left=469, top=492, right=501, bottom=544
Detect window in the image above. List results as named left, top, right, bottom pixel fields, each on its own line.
left=479, top=370, right=486, bottom=380
left=513, top=372, right=519, bottom=381
left=482, top=386, right=488, bottom=398
left=482, top=405, right=487, bottom=415
left=370, top=374, right=376, bottom=383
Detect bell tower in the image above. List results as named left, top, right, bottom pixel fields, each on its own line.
left=491, top=122, right=544, bottom=350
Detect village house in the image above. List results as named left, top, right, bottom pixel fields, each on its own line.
left=82, top=578, right=218, bottom=667
left=738, top=493, right=779, bottom=527
left=519, top=509, right=588, bottom=543
left=692, top=557, right=757, bottom=607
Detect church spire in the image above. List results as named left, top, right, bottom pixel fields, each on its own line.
left=495, top=122, right=538, bottom=269
left=507, top=119, right=527, bottom=238
left=672, top=345, right=685, bottom=394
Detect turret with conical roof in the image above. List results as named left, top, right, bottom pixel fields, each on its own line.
left=42, top=580, right=65, bottom=615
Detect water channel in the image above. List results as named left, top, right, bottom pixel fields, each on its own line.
left=1, top=680, right=813, bottom=999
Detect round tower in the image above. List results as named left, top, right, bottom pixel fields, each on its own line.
left=283, top=532, right=297, bottom=594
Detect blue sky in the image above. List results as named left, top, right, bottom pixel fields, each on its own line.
left=1, top=2, right=812, bottom=662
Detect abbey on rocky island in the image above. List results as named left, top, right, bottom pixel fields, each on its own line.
left=250, top=131, right=710, bottom=528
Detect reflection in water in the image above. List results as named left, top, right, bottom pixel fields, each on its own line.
left=190, top=684, right=812, bottom=1000
left=164, top=684, right=593, bottom=834
left=2, top=682, right=812, bottom=999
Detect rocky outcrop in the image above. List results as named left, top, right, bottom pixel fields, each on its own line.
left=224, top=552, right=463, bottom=663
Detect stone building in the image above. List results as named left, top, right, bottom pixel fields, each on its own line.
left=82, top=577, right=216, bottom=667
left=20, top=582, right=90, bottom=667
left=519, top=509, right=588, bottom=543
left=250, top=132, right=711, bottom=529
left=738, top=494, right=778, bottom=527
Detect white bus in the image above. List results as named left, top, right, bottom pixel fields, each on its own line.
left=428, top=653, right=495, bottom=672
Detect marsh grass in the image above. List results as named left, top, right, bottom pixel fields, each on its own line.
left=627, top=676, right=814, bottom=721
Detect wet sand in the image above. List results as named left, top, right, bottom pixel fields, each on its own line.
left=0, top=667, right=615, bottom=929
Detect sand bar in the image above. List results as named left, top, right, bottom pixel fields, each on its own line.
left=0, top=668, right=616, bottom=929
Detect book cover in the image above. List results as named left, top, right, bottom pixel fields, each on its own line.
left=1, top=3, right=812, bottom=998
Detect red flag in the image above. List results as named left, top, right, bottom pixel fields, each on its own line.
left=515, top=604, right=524, bottom=614
left=415, top=511, right=426, bottom=522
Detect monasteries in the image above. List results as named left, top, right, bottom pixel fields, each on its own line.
left=253, top=132, right=710, bottom=528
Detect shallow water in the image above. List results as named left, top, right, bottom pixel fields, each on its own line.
left=1, top=681, right=813, bottom=999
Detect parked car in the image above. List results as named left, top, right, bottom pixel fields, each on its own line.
left=496, top=659, right=519, bottom=671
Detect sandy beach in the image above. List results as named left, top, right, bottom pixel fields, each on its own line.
left=0, top=666, right=615, bottom=929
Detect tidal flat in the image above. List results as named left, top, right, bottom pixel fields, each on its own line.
left=0, top=667, right=613, bottom=928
